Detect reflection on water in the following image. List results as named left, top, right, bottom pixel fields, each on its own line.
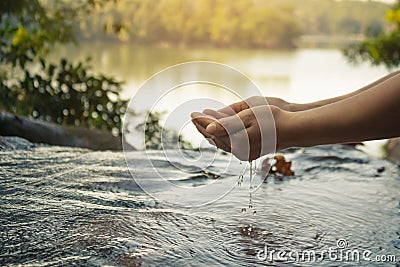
left=50, top=44, right=390, bottom=155
left=1, top=137, right=399, bottom=266
left=51, top=43, right=389, bottom=101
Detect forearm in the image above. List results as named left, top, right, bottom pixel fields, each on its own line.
left=280, top=74, right=400, bottom=149
left=288, top=71, right=400, bottom=112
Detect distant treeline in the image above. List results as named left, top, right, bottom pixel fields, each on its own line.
left=261, top=0, right=389, bottom=36
left=53, top=0, right=390, bottom=48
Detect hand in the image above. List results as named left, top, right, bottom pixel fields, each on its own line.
left=190, top=111, right=232, bottom=153
left=201, top=96, right=292, bottom=120
left=192, top=105, right=281, bottom=161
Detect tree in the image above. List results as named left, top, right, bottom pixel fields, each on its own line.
left=343, top=0, right=400, bottom=69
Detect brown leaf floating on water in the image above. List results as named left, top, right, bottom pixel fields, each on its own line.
left=262, top=155, right=294, bottom=176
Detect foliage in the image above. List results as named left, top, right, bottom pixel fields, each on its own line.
left=343, top=0, right=400, bottom=69
left=73, top=0, right=302, bottom=49
left=272, top=0, right=388, bottom=36
left=0, top=0, right=80, bottom=68
left=0, top=0, right=127, bottom=136
left=71, top=0, right=389, bottom=49
left=0, top=58, right=127, bottom=135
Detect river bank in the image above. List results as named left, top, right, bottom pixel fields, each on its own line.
left=0, top=110, right=130, bottom=151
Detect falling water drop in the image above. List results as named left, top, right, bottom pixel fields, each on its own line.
left=239, top=161, right=258, bottom=217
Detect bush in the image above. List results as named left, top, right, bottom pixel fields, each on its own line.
left=0, top=57, right=127, bottom=136
left=0, top=0, right=127, bottom=136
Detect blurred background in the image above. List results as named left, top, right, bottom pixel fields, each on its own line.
left=1, top=0, right=400, bottom=155
left=3, top=2, right=400, bottom=266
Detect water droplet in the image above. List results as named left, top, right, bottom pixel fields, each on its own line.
left=237, top=174, right=244, bottom=187
left=237, top=160, right=258, bottom=216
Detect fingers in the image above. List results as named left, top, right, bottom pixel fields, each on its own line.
left=209, top=127, right=255, bottom=161
left=191, top=117, right=212, bottom=139
left=193, top=121, right=231, bottom=152
left=217, top=101, right=249, bottom=116
left=192, top=103, right=274, bottom=161
left=206, top=96, right=268, bottom=119
left=191, top=109, right=256, bottom=159
left=191, top=112, right=231, bottom=152
left=202, top=97, right=262, bottom=120
left=211, top=136, right=231, bottom=153
left=230, top=128, right=252, bottom=161
left=192, top=110, right=246, bottom=137
left=190, top=111, right=216, bottom=128
left=202, top=109, right=228, bottom=119
left=206, top=109, right=252, bottom=137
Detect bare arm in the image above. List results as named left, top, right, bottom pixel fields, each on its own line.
left=204, top=71, right=400, bottom=117
left=279, top=73, right=400, bottom=150
left=193, top=71, right=400, bottom=160
left=288, top=71, right=400, bottom=111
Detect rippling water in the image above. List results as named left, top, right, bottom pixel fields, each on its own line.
left=1, top=137, right=399, bottom=266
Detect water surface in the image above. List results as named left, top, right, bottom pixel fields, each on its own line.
left=1, top=137, right=399, bottom=266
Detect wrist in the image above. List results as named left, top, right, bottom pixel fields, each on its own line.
left=273, top=107, right=321, bottom=150
left=282, top=106, right=345, bottom=149
left=270, top=106, right=295, bottom=151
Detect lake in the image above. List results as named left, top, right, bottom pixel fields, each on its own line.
left=51, top=44, right=390, bottom=156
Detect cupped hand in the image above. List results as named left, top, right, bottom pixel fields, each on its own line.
left=190, top=111, right=231, bottom=153
left=191, top=105, right=279, bottom=161
left=201, top=96, right=292, bottom=121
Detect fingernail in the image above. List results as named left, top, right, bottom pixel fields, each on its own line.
left=206, top=123, right=216, bottom=134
